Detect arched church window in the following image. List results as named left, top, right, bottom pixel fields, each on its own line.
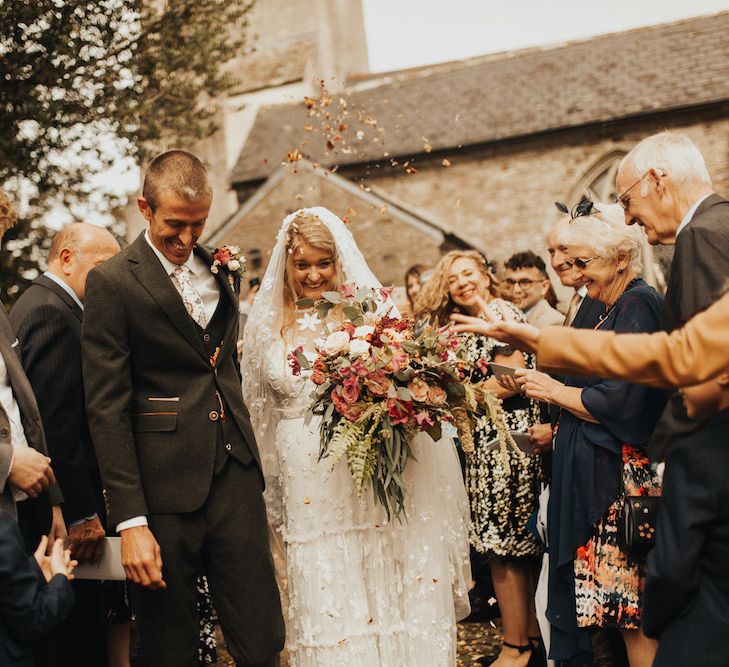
left=568, top=150, right=625, bottom=204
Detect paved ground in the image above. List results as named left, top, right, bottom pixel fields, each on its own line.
left=212, top=620, right=505, bottom=666
left=212, top=619, right=618, bottom=666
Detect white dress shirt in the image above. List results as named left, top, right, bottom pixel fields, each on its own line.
left=117, top=233, right=221, bottom=533
left=675, top=193, right=712, bottom=238
left=144, top=231, right=219, bottom=323
left=0, top=346, right=31, bottom=501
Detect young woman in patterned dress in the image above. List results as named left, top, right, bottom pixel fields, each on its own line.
left=416, top=250, right=543, bottom=667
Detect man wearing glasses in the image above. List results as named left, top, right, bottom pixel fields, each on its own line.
left=616, top=131, right=729, bottom=460
left=503, top=250, right=564, bottom=329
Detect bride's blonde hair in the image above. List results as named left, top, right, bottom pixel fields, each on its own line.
left=282, top=213, right=343, bottom=334
left=414, top=250, right=500, bottom=325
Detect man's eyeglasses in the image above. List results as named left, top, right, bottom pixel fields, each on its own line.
left=572, top=256, right=599, bottom=270
left=616, top=170, right=655, bottom=211
left=504, top=278, right=543, bottom=289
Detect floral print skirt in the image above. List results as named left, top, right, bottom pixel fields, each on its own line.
left=574, top=444, right=661, bottom=629
left=466, top=408, right=543, bottom=559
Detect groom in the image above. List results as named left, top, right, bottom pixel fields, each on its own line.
left=82, top=151, right=284, bottom=666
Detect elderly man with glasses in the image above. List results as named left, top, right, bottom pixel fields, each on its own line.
left=615, top=131, right=729, bottom=460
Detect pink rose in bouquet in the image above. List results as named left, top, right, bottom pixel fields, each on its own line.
left=384, top=349, right=409, bottom=373
left=387, top=399, right=413, bottom=425
left=427, top=384, right=448, bottom=406
left=340, top=282, right=357, bottom=299
left=414, top=410, right=434, bottom=427
left=407, top=378, right=430, bottom=403
left=341, top=376, right=361, bottom=403
left=311, top=359, right=328, bottom=385
left=350, top=358, right=370, bottom=377
left=331, top=388, right=365, bottom=421
left=364, top=369, right=391, bottom=396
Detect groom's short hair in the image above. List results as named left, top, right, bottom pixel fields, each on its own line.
left=142, top=150, right=212, bottom=212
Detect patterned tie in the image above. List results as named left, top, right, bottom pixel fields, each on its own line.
left=563, top=291, right=583, bottom=326
left=173, top=265, right=207, bottom=328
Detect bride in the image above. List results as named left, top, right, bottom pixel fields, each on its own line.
left=242, top=207, right=471, bottom=666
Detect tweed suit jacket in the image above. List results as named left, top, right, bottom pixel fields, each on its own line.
left=661, top=193, right=729, bottom=332
left=82, top=233, right=261, bottom=527
left=0, top=307, right=62, bottom=517
left=650, top=193, right=729, bottom=459
left=10, top=276, right=105, bottom=524
left=537, top=289, right=729, bottom=389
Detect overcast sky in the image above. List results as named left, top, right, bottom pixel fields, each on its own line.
left=362, top=0, right=729, bottom=72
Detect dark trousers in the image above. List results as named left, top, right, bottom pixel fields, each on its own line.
left=130, top=459, right=284, bottom=667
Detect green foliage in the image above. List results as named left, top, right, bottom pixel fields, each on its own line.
left=0, top=0, right=254, bottom=305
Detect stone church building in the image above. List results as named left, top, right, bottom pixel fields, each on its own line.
left=126, top=2, right=729, bottom=295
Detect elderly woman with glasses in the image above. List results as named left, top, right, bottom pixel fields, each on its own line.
left=454, top=204, right=667, bottom=666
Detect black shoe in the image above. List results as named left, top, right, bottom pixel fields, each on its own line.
left=479, top=642, right=532, bottom=666
left=527, top=636, right=547, bottom=667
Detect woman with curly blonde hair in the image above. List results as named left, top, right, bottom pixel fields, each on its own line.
left=416, top=250, right=544, bottom=667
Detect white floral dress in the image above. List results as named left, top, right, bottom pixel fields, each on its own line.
left=264, top=319, right=471, bottom=667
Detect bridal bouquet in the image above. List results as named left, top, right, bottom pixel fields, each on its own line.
left=289, top=285, right=514, bottom=519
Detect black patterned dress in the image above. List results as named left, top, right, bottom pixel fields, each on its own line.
left=461, top=299, right=543, bottom=559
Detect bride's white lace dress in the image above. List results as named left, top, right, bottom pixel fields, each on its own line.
left=265, top=328, right=471, bottom=667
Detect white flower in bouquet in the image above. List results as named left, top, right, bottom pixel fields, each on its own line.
left=353, top=325, right=375, bottom=338
left=228, top=259, right=241, bottom=272
left=382, top=327, right=407, bottom=342
left=349, top=339, right=371, bottom=356
left=323, top=331, right=350, bottom=355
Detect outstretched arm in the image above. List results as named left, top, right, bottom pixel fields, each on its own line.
left=453, top=291, right=729, bottom=389
left=537, top=290, right=729, bottom=388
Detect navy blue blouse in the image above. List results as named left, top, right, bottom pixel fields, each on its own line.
left=547, top=279, right=668, bottom=662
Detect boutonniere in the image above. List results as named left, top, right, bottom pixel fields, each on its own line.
left=211, top=244, right=245, bottom=287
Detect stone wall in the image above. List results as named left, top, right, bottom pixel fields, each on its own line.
left=354, top=108, right=729, bottom=267
left=222, top=107, right=729, bottom=300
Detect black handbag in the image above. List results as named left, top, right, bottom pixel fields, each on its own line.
left=618, top=494, right=661, bottom=558
left=617, top=443, right=662, bottom=559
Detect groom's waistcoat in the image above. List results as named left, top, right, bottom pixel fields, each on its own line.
left=197, top=294, right=253, bottom=473
left=82, top=234, right=261, bottom=527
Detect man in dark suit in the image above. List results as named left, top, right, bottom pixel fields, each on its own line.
left=0, top=191, right=62, bottom=525
left=82, top=151, right=284, bottom=667
left=10, top=222, right=120, bottom=666
left=616, top=131, right=729, bottom=460
left=642, top=372, right=729, bottom=667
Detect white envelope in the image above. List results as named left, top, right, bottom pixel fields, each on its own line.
left=73, top=537, right=126, bottom=581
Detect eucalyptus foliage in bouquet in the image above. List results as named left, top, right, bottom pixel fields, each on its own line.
left=289, top=284, right=515, bottom=519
